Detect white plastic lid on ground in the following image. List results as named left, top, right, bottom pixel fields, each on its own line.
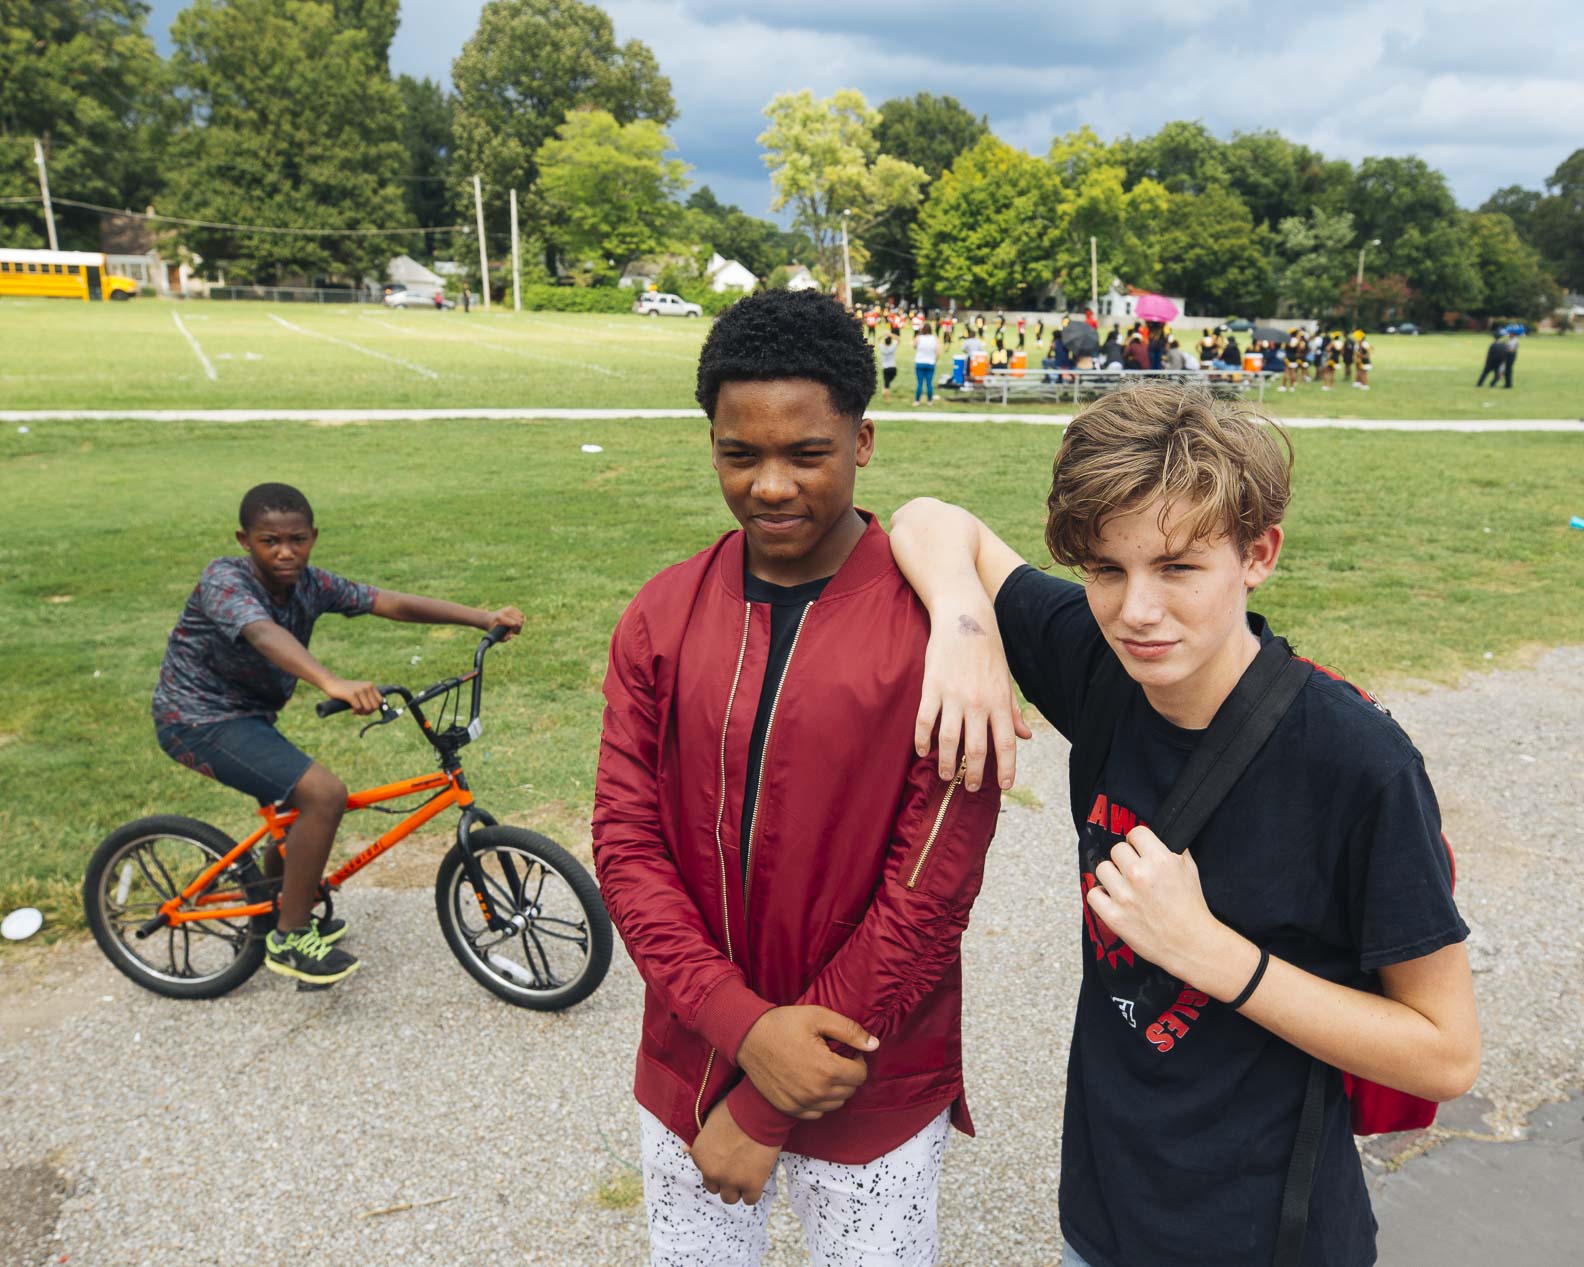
left=2, top=907, right=43, bottom=940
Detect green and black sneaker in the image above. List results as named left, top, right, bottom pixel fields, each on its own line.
left=310, top=913, right=348, bottom=945
left=264, top=925, right=360, bottom=986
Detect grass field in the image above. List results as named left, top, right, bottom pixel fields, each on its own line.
left=2, top=415, right=1582, bottom=939
left=1, top=298, right=1582, bottom=419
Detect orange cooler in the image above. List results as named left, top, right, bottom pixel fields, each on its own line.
left=1010, top=350, right=1027, bottom=377
left=969, top=352, right=988, bottom=381
left=1243, top=352, right=1264, bottom=373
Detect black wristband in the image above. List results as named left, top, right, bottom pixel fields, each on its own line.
left=1228, top=947, right=1270, bottom=1011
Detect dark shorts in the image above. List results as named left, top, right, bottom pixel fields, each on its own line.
left=156, top=716, right=314, bottom=806
left=883, top=366, right=898, bottom=386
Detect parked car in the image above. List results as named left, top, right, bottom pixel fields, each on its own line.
left=1386, top=322, right=1419, bottom=335
left=633, top=291, right=702, bottom=318
left=386, top=289, right=452, bottom=309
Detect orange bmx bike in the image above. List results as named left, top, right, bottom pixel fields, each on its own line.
left=82, top=627, right=611, bottom=1009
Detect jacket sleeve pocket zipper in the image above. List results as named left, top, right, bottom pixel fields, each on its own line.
left=694, top=1047, right=717, bottom=1132
left=906, top=758, right=968, bottom=890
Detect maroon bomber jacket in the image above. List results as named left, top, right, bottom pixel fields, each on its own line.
left=592, top=513, right=1001, bottom=1164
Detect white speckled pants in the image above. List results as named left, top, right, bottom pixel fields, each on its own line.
left=639, top=1106, right=950, bottom=1266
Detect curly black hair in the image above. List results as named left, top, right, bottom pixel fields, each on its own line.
left=695, top=288, right=875, bottom=422
left=239, top=482, right=313, bottom=531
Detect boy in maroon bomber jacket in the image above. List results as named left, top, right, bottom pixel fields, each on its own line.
left=592, top=289, right=1003, bottom=1265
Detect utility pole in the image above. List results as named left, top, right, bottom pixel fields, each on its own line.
left=509, top=188, right=521, bottom=313
left=840, top=210, right=852, bottom=308
left=1353, top=238, right=1380, bottom=329
left=34, top=139, right=58, bottom=251
left=472, top=174, right=490, bottom=313
left=1089, top=236, right=1098, bottom=314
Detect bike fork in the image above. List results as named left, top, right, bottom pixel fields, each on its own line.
left=455, top=808, right=519, bottom=934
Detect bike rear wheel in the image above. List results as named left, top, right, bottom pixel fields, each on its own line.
left=434, top=826, right=611, bottom=1011
left=83, top=815, right=270, bottom=999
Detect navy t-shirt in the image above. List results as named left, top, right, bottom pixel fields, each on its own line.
left=995, top=565, right=1466, bottom=1267
left=153, top=556, right=377, bottom=726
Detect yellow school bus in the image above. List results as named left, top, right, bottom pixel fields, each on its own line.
left=0, top=248, right=140, bottom=302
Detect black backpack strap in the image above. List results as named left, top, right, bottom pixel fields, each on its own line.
left=1068, top=650, right=1131, bottom=834
left=1274, top=1061, right=1329, bottom=1267
left=1152, top=638, right=1311, bottom=852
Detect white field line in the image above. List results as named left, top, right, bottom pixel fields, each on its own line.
left=267, top=313, right=439, bottom=380
left=1, top=409, right=1580, bottom=432
left=359, top=314, right=617, bottom=376
left=170, top=310, right=218, bottom=381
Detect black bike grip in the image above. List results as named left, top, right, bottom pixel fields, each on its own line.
left=316, top=698, right=353, bottom=719
left=483, top=623, right=513, bottom=647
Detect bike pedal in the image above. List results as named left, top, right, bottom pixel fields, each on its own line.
left=295, top=981, right=335, bottom=993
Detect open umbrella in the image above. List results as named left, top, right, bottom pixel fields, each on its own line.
left=1252, top=325, right=1286, bottom=344
left=1135, top=293, right=1179, bottom=323
left=1225, top=317, right=1253, bottom=332
left=1061, top=321, right=1100, bottom=357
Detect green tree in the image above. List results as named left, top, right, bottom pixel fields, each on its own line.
left=912, top=136, right=1064, bottom=304
left=1348, top=155, right=1458, bottom=245
left=682, top=186, right=810, bottom=280
left=163, top=0, right=406, bottom=284
left=1466, top=211, right=1554, bottom=320
left=1058, top=163, right=1170, bottom=304
left=866, top=92, right=988, bottom=294
left=1276, top=206, right=1356, bottom=319
left=450, top=0, right=674, bottom=265
left=1388, top=219, right=1483, bottom=322
left=1479, top=185, right=1541, bottom=244
left=1221, top=131, right=1347, bottom=228
left=1348, top=157, right=1481, bottom=321
left=535, top=108, right=686, bottom=283
left=0, top=0, right=167, bottom=249
left=1048, top=125, right=1121, bottom=184
left=396, top=74, right=455, bottom=259
left=758, top=88, right=928, bottom=293
left=1530, top=149, right=1584, bottom=291
left=1153, top=187, right=1273, bottom=315
left=331, top=0, right=398, bottom=68
left=1118, top=120, right=1228, bottom=195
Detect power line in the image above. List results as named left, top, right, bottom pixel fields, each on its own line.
left=2, top=193, right=464, bottom=237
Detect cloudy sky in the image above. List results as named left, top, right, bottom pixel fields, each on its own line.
left=147, top=0, right=1582, bottom=219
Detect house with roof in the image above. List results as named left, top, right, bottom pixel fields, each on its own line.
left=1041, top=279, right=1186, bottom=320
left=705, top=252, right=756, bottom=293
left=781, top=263, right=820, bottom=292
left=386, top=255, right=446, bottom=298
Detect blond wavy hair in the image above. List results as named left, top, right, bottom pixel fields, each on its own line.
left=1044, top=382, right=1293, bottom=568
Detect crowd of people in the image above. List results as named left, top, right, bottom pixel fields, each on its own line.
left=855, top=301, right=1384, bottom=396
left=860, top=303, right=1077, bottom=352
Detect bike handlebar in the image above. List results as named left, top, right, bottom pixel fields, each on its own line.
left=315, top=687, right=401, bottom=719
left=315, top=626, right=513, bottom=729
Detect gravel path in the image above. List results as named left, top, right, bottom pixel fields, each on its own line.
left=2, top=648, right=1579, bottom=1266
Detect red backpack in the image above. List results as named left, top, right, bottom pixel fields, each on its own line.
left=1294, top=657, right=1457, bottom=1136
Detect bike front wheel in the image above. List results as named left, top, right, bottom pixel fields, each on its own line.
left=434, top=826, right=612, bottom=1011
left=83, top=815, right=270, bottom=999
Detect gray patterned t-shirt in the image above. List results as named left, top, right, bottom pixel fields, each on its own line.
left=152, top=557, right=377, bottom=726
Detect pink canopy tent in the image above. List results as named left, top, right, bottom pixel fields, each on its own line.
left=1135, top=293, right=1179, bottom=323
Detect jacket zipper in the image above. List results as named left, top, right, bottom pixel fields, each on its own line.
left=742, top=601, right=813, bottom=919
left=906, top=757, right=968, bottom=889
left=696, top=601, right=752, bottom=1132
